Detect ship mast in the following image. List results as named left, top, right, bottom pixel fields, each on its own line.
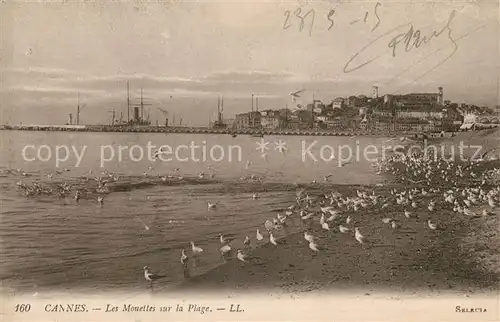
left=127, top=81, right=130, bottom=123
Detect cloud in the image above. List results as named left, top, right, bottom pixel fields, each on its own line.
left=3, top=85, right=106, bottom=96
left=202, top=70, right=298, bottom=83
left=3, top=66, right=77, bottom=78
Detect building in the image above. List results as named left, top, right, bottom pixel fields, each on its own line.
left=307, top=100, right=325, bottom=114
left=332, top=97, right=344, bottom=109
left=459, top=113, right=499, bottom=130
left=372, top=116, right=394, bottom=132
left=359, top=117, right=369, bottom=131
left=372, top=86, right=379, bottom=99
left=396, top=109, right=445, bottom=120
left=394, top=118, right=433, bottom=132
left=261, top=111, right=282, bottom=129
left=384, top=87, right=444, bottom=110
left=459, top=113, right=477, bottom=131
left=224, top=118, right=235, bottom=128
left=234, top=111, right=262, bottom=129
left=372, top=108, right=393, bottom=117
left=286, top=120, right=302, bottom=130
left=347, top=96, right=357, bottom=108
left=325, top=117, right=344, bottom=130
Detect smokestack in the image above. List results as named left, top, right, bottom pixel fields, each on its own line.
left=372, top=86, right=379, bottom=99
left=438, top=87, right=443, bottom=105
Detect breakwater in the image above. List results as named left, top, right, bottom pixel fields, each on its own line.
left=0, top=124, right=414, bottom=137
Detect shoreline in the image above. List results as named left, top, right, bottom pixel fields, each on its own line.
left=175, top=191, right=499, bottom=295
left=173, top=132, right=500, bottom=294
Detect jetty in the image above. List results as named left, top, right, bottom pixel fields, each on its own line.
left=0, top=124, right=405, bottom=137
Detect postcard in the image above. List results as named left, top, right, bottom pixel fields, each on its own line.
left=0, top=0, right=499, bottom=321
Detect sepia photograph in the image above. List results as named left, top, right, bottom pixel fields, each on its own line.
left=0, top=0, right=499, bottom=320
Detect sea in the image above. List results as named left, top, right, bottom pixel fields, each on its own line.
left=0, top=130, right=393, bottom=295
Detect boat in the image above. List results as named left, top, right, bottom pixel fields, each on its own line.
left=251, top=132, right=264, bottom=138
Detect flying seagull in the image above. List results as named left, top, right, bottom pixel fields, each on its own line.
left=290, top=89, right=305, bottom=102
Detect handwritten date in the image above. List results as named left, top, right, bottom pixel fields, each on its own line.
left=283, top=3, right=382, bottom=36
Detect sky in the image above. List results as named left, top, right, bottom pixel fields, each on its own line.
left=1, top=0, right=499, bottom=126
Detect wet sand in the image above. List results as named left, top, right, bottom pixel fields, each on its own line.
left=178, top=202, right=499, bottom=294
left=178, top=129, right=500, bottom=294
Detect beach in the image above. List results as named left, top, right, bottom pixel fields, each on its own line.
left=0, top=129, right=499, bottom=297
left=177, top=129, right=500, bottom=295
left=178, top=187, right=499, bottom=295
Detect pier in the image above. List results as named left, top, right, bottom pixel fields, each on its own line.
left=0, top=124, right=402, bottom=137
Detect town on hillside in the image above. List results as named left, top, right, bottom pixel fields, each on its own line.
left=226, top=86, right=500, bottom=134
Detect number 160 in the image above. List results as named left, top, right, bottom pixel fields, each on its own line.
left=15, top=304, right=31, bottom=312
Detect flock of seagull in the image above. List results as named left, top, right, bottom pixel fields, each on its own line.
left=4, top=143, right=500, bottom=290
left=143, top=151, right=499, bottom=288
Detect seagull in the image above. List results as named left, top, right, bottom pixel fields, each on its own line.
left=153, top=148, right=164, bottom=159
left=290, top=89, right=305, bottom=99
left=320, top=206, right=337, bottom=215
left=74, top=190, right=81, bottom=203
left=139, top=219, right=150, bottom=231
left=143, top=266, right=165, bottom=288
left=207, top=201, right=217, bottom=210
left=354, top=227, right=366, bottom=245
left=304, top=231, right=315, bottom=243
left=463, top=208, right=478, bottom=217
left=97, top=196, right=104, bottom=206
left=219, top=244, right=232, bottom=256
left=236, top=249, right=264, bottom=264
left=277, top=213, right=287, bottom=224
left=381, top=217, right=393, bottom=224
left=300, top=210, right=314, bottom=220
left=180, top=249, right=188, bottom=267
left=191, top=241, right=203, bottom=255
left=243, top=236, right=251, bottom=248
left=264, top=220, right=274, bottom=232
left=320, top=213, right=326, bottom=225
left=269, top=232, right=278, bottom=246
left=321, top=221, right=330, bottom=231
left=256, top=229, right=264, bottom=241
left=252, top=192, right=258, bottom=200
left=326, top=211, right=340, bottom=222
left=391, top=220, right=398, bottom=230
left=219, top=234, right=229, bottom=244
left=482, top=209, right=495, bottom=216
left=346, top=215, right=352, bottom=224
left=339, top=225, right=350, bottom=233
left=309, top=241, right=321, bottom=253
left=404, top=210, right=411, bottom=219
left=427, top=220, right=437, bottom=230
left=237, top=249, right=248, bottom=263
